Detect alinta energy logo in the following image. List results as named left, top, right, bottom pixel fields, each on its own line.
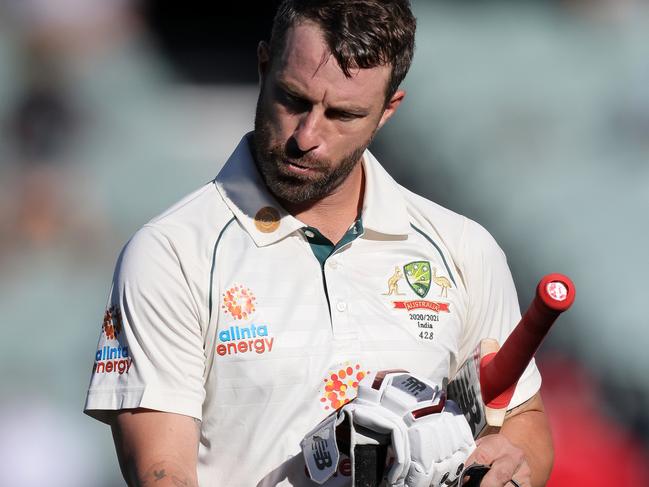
left=319, top=363, right=370, bottom=411
left=216, top=324, right=274, bottom=357
left=93, top=305, right=132, bottom=375
left=217, top=285, right=274, bottom=357
left=222, top=285, right=256, bottom=320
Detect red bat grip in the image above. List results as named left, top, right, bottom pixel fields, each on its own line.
left=480, top=273, right=575, bottom=406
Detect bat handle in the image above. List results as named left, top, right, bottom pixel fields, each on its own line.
left=481, top=273, right=575, bottom=407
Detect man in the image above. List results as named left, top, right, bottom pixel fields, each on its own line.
left=84, top=1, right=553, bottom=486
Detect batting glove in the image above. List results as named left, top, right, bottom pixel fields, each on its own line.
left=301, top=370, right=475, bottom=487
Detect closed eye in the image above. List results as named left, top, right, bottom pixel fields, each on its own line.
left=275, top=86, right=310, bottom=113
left=326, top=109, right=364, bottom=122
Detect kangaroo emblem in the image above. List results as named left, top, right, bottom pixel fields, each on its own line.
left=383, top=267, right=405, bottom=296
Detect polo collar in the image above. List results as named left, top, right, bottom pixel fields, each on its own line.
left=360, top=150, right=412, bottom=237
left=214, top=134, right=304, bottom=247
left=214, top=133, right=412, bottom=246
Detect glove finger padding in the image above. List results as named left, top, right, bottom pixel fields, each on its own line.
left=405, top=401, right=476, bottom=487
left=348, top=371, right=475, bottom=487
left=343, top=402, right=411, bottom=486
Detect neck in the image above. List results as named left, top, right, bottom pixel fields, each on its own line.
left=282, top=162, right=365, bottom=244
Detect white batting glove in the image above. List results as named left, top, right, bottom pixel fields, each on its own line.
left=351, top=371, right=476, bottom=487
left=401, top=398, right=476, bottom=487
left=301, top=371, right=475, bottom=486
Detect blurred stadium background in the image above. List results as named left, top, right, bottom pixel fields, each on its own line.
left=0, top=0, right=647, bottom=485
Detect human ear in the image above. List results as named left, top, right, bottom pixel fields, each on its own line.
left=377, top=90, right=406, bottom=130
left=257, top=41, right=271, bottom=85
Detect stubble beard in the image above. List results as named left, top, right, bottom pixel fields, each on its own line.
left=252, top=94, right=373, bottom=205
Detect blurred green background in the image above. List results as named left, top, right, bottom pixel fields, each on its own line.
left=1, top=0, right=647, bottom=485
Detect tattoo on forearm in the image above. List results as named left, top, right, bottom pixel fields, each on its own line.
left=137, top=461, right=197, bottom=487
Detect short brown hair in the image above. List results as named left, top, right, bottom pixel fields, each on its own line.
left=270, top=0, right=417, bottom=103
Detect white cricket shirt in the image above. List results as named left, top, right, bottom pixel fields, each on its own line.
left=85, top=133, right=541, bottom=486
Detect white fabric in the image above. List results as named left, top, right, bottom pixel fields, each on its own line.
left=84, top=133, right=541, bottom=486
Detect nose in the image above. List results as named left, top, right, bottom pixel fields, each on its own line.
left=292, top=110, right=322, bottom=154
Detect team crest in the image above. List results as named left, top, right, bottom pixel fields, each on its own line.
left=386, top=262, right=453, bottom=343
left=404, top=261, right=431, bottom=298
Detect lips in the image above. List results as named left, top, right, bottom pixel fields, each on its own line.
left=286, top=160, right=308, bottom=169
left=281, top=159, right=323, bottom=176
left=284, top=159, right=317, bottom=169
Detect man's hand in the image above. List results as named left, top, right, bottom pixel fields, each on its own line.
left=464, top=434, right=531, bottom=487
left=462, top=392, right=553, bottom=487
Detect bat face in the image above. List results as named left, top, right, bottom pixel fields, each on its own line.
left=447, top=338, right=500, bottom=438
left=446, top=356, right=485, bottom=437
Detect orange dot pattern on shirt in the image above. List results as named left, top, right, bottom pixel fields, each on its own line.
left=320, top=364, right=370, bottom=411
left=102, top=305, right=122, bottom=340
left=222, top=285, right=256, bottom=320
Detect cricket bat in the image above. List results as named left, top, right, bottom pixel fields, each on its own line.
left=446, top=273, right=575, bottom=438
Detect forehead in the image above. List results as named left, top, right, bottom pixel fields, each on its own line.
left=273, top=21, right=390, bottom=107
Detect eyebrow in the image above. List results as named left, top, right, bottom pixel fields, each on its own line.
left=276, top=79, right=371, bottom=116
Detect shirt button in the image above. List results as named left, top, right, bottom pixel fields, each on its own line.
left=304, top=230, right=315, bottom=238
left=328, top=260, right=339, bottom=270
left=336, top=301, right=347, bottom=312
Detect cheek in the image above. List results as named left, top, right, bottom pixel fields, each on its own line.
left=265, top=104, right=300, bottom=141
left=258, top=88, right=287, bottom=134
left=334, top=121, right=376, bottom=148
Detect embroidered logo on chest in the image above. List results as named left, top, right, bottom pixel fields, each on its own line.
left=381, top=262, right=454, bottom=342
left=222, top=284, right=256, bottom=320
left=216, top=324, right=275, bottom=356
left=217, top=284, right=274, bottom=357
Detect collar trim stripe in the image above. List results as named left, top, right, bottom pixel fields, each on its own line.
left=209, top=217, right=237, bottom=318
left=410, top=223, right=457, bottom=287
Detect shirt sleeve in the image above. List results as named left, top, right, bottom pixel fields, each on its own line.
left=457, top=218, right=542, bottom=409
left=84, top=225, right=206, bottom=424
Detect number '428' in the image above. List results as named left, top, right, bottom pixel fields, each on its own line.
left=419, top=331, right=434, bottom=340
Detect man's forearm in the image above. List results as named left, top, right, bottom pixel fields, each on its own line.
left=127, top=459, right=198, bottom=487
left=111, top=410, right=201, bottom=487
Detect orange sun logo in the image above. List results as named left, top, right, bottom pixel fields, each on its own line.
left=320, top=363, right=370, bottom=411
left=102, top=305, right=122, bottom=340
left=222, top=285, right=256, bottom=320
